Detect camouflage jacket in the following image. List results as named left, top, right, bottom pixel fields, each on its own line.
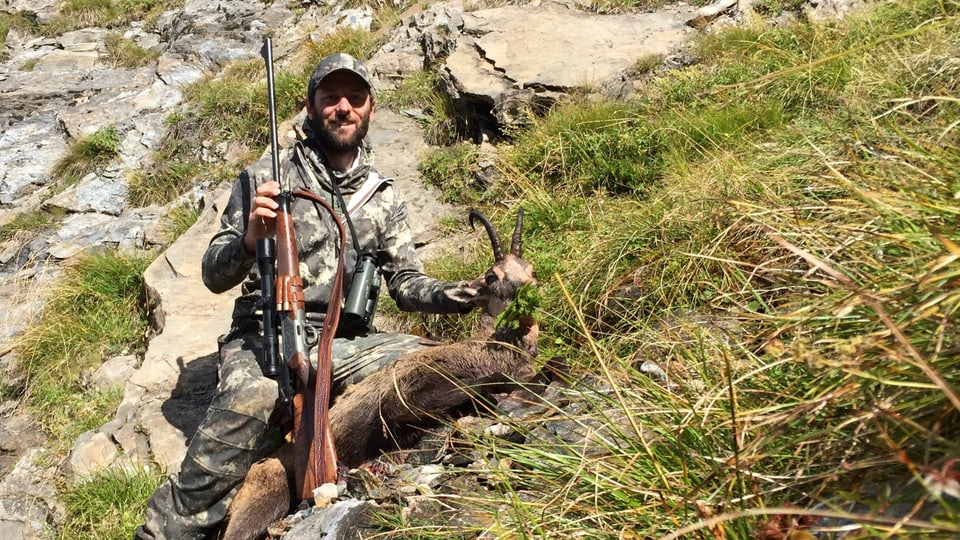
left=201, top=129, right=472, bottom=332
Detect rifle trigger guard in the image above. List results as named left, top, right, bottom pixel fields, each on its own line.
left=303, top=324, right=319, bottom=349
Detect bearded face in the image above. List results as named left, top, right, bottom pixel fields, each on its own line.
left=307, top=70, right=374, bottom=154
left=313, top=109, right=370, bottom=151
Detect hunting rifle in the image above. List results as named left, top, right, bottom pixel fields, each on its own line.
left=256, top=37, right=341, bottom=500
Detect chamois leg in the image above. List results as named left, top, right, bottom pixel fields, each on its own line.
left=222, top=444, right=295, bottom=540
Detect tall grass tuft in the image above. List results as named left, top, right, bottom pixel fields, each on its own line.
left=51, top=126, right=121, bottom=187
left=417, top=143, right=483, bottom=204
left=59, top=466, right=165, bottom=540
left=40, top=0, right=183, bottom=35
left=0, top=211, right=60, bottom=242
left=159, top=203, right=202, bottom=243
left=104, top=32, right=160, bottom=68
left=378, top=69, right=464, bottom=145
left=15, top=249, right=153, bottom=451
left=0, top=11, right=34, bottom=61
left=506, top=101, right=664, bottom=195
left=295, top=26, right=381, bottom=79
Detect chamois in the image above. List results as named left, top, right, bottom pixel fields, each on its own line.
left=222, top=208, right=539, bottom=540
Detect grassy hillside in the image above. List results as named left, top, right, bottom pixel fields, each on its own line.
left=412, top=0, right=960, bottom=537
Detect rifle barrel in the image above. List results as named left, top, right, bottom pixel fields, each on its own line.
left=260, top=38, right=282, bottom=186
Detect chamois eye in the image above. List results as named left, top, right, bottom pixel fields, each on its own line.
left=485, top=274, right=498, bottom=285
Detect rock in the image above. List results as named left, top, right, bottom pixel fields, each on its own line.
left=0, top=264, right=58, bottom=346
left=805, top=0, right=871, bottom=22
left=3, top=0, right=60, bottom=25
left=32, top=48, right=99, bottom=72
left=88, top=354, right=139, bottom=391
left=43, top=172, right=127, bottom=217
left=0, top=112, right=67, bottom=205
left=44, top=209, right=157, bottom=259
left=366, top=109, right=452, bottom=247
left=68, top=431, right=119, bottom=477
left=283, top=499, right=376, bottom=540
left=437, top=2, right=696, bottom=132
left=57, top=67, right=170, bottom=139
left=0, top=414, right=46, bottom=478
left=0, top=449, right=61, bottom=540
left=687, top=0, right=738, bottom=30
left=119, top=185, right=235, bottom=474
left=58, top=28, right=106, bottom=53
left=156, top=53, right=207, bottom=88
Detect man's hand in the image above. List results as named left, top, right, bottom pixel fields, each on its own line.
left=244, top=181, right=282, bottom=254
left=444, top=273, right=489, bottom=309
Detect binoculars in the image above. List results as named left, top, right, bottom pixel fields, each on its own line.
left=342, top=252, right=380, bottom=330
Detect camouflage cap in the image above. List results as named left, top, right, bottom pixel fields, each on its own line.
left=307, top=52, right=372, bottom=99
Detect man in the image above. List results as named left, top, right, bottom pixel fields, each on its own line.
left=136, top=52, right=482, bottom=539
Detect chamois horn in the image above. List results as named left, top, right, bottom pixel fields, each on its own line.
left=469, top=209, right=504, bottom=262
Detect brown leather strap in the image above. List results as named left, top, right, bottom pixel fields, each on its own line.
left=291, top=188, right=344, bottom=495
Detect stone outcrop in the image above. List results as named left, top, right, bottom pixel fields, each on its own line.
left=373, top=1, right=697, bottom=135
left=0, top=0, right=873, bottom=536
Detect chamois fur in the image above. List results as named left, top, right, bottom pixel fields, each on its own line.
left=222, top=209, right=537, bottom=540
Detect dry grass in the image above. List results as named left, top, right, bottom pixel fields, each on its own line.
left=383, top=1, right=960, bottom=537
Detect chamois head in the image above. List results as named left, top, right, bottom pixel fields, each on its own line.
left=467, top=208, right=537, bottom=319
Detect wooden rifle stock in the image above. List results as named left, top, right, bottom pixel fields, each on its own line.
left=273, top=191, right=343, bottom=500
left=274, top=194, right=310, bottom=384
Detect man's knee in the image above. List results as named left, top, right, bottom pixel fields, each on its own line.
left=216, top=374, right=278, bottom=420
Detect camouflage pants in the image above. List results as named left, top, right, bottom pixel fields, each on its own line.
left=134, top=328, right=431, bottom=540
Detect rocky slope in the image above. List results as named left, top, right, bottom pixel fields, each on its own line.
left=0, top=0, right=868, bottom=537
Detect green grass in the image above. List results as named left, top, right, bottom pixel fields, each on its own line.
left=506, top=101, right=665, bottom=195
left=0, top=11, right=34, bottom=61
left=103, top=32, right=160, bottom=68
left=750, top=0, right=807, bottom=16
left=379, top=69, right=465, bottom=145
left=58, top=466, right=165, bottom=540
left=159, top=203, right=202, bottom=243
left=15, top=249, right=153, bottom=453
left=417, top=143, right=484, bottom=204
left=127, top=159, right=201, bottom=208
left=0, top=211, right=61, bottom=242
left=51, top=126, right=122, bottom=187
left=295, top=25, right=381, bottom=75
left=185, top=60, right=302, bottom=150
left=39, top=0, right=183, bottom=35
left=591, top=0, right=709, bottom=14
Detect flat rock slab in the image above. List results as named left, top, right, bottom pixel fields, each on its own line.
left=121, top=185, right=236, bottom=473
left=459, top=3, right=696, bottom=90
left=367, top=108, right=457, bottom=247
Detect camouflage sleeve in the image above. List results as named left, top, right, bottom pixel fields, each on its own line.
left=201, top=170, right=257, bottom=294
left=378, top=187, right=474, bottom=314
